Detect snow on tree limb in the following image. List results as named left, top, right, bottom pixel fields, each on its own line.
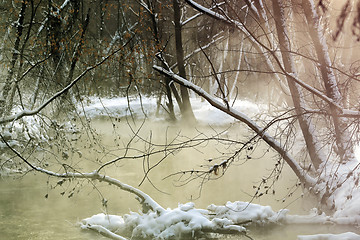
left=181, top=2, right=225, bottom=26
left=153, top=65, right=316, bottom=187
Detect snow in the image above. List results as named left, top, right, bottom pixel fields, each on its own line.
left=80, top=200, right=360, bottom=239
left=354, top=145, right=360, bottom=162
left=80, top=202, right=246, bottom=239
left=285, top=208, right=332, bottom=224
left=0, top=110, right=48, bottom=148
left=192, top=98, right=260, bottom=125
left=298, top=232, right=360, bottom=240
left=77, top=96, right=262, bottom=125
left=78, top=96, right=159, bottom=119
left=207, top=201, right=288, bottom=225
left=81, top=213, right=125, bottom=232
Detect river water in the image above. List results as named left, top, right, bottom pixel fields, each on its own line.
left=0, top=118, right=359, bottom=239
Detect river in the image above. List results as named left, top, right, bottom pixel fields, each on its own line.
left=0, top=118, right=359, bottom=239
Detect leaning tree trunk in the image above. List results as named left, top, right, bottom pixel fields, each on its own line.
left=271, top=0, right=326, bottom=170
left=302, top=0, right=355, bottom=163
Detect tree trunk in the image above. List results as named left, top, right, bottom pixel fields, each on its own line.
left=55, top=9, right=90, bottom=117
left=173, top=0, right=196, bottom=122
left=0, top=0, right=27, bottom=117
left=302, top=0, right=355, bottom=163
left=146, top=0, right=176, bottom=121
left=272, top=0, right=325, bottom=169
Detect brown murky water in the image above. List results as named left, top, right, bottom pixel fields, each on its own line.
left=0, top=118, right=358, bottom=239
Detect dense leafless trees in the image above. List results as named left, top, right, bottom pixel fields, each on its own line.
left=2, top=0, right=360, bottom=226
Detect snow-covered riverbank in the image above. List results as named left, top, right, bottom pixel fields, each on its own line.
left=77, top=96, right=262, bottom=125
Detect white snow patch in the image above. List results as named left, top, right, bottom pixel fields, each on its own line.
left=78, top=97, right=159, bottom=119
left=77, top=96, right=263, bottom=125
left=80, top=200, right=360, bottom=239
left=297, top=232, right=360, bottom=240
left=354, top=145, right=360, bottom=162
left=285, top=208, right=331, bottom=224
left=191, top=98, right=261, bottom=125
left=80, top=202, right=248, bottom=239
left=207, top=201, right=288, bottom=225
left=80, top=213, right=125, bottom=232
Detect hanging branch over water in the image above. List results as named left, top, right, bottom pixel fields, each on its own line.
left=0, top=132, right=164, bottom=213
left=153, top=65, right=316, bottom=187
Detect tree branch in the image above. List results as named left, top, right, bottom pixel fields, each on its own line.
left=153, top=65, right=316, bottom=186
left=0, top=132, right=164, bottom=214
left=0, top=38, right=133, bottom=124
left=184, top=0, right=359, bottom=114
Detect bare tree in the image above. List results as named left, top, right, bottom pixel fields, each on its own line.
left=3, top=1, right=360, bottom=239
left=152, top=0, right=360, bottom=214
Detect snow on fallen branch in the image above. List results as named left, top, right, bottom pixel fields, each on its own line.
left=80, top=201, right=360, bottom=239
left=83, top=200, right=360, bottom=240
left=80, top=200, right=295, bottom=239
left=80, top=202, right=249, bottom=239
